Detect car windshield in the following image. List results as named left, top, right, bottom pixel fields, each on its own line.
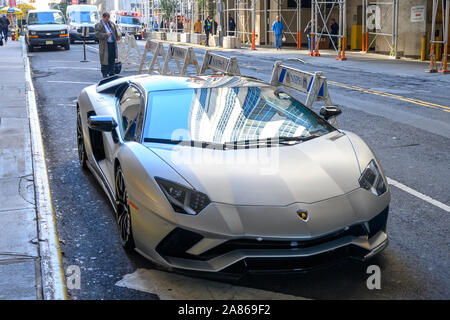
left=143, top=86, right=334, bottom=146
left=120, top=16, right=141, bottom=25
left=28, top=12, right=65, bottom=25
left=69, top=11, right=98, bottom=23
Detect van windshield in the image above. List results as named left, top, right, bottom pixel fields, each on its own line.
left=28, top=12, right=65, bottom=25
left=120, top=16, right=141, bottom=25
left=69, top=11, right=99, bottom=24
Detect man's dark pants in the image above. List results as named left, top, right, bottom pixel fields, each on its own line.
left=2, top=27, right=8, bottom=42
left=205, top=31, right=210, bottom=46
left=101, top=41, right=116, bottom=78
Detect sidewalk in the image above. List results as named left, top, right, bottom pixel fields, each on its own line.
left=0, top=39, right=66, bottom=299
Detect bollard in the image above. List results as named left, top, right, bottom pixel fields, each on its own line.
left=251, top=29, right=256, bottom=50
left=421, top=35, right=426, bottom=61
left=337, top=37, right=347, bottom=61
left=308, top=35, right=314, bottom=56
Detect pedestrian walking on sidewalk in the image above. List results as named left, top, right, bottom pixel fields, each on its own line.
left=272, top=16, right=284, bottom=50
left=329, top=18, right=339, bottom=49
left=0, top=14, right=10, bottom=44
left=194, top=19, right=202, bottom=34
left=95, top=12, right=120, bottom=78
left=304, top=18, right=315, bottom=51
left=204, top=16, right=212, bottom=47
left=228, top=15, right=236, bottom=36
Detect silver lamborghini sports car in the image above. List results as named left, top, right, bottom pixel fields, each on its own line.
left=76, top=73, right=390, bottom=273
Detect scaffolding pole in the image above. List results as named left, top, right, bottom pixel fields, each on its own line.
left=428, top=0, right=449, bottom=73
left=310, top=0, right=346, bottom=59
left=364, top=0, right=399, bottom=59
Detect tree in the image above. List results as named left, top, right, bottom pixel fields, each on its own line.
left=160, top=0, right=178, bottom=21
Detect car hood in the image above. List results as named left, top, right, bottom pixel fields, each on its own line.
left=27, top=24, right=68, bottom=31
left=147, top=131, right=364, bottom=206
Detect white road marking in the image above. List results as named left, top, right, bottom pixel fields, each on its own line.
left=387, top=177, right=450, bottom=213
left=116, top=268, right=306, bottom=300
left=47, top=60, right=95, bottom=63
left=46, top=80, right=94, bottom=85
left=53, top=67, right=100, bottom=70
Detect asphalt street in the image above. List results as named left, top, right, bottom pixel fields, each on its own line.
left=28, top=41, right=449, bottom=299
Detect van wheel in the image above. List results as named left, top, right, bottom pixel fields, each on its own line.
left=28, top=44, right=34, bottom=52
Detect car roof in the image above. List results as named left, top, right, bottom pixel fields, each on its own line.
left=28, top=9, right=62, bottom=13
left=128, top=74, right=271, bottom=92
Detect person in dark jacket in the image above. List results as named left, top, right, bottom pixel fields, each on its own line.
left=329, top=18, right=339, bottom=49
left=204, top=16, right=212, bottom=47
left=213, top=20, right=218, bottom=35
left=0, top=14, right=10, bottom=44
left=228, top=15, right=235, bottom=36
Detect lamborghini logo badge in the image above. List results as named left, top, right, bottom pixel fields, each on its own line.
left=297, top=210, right=308, bottom=221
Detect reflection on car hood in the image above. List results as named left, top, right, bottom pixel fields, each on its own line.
left=27, top=24, right=67, bottom=31
left=147, top=131, right=363, bottom=205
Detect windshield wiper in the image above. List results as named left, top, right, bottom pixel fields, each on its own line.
left=226, top=134, right=320, bottom=147
left=144, top=138, right=225, bottom=149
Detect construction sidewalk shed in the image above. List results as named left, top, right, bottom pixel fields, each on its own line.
left=90, top=0, right=448, bottom=64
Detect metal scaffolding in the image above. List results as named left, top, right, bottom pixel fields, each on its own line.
left=222, top=0, right=302, bottom=47
left=362, top=0, right=399, bottom=59
left=428, top=0, right=449, bottom=73
left=309, top=0, right=346, bottom=59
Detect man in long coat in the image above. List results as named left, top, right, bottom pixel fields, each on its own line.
left=95, top=12, right=120, bottom=78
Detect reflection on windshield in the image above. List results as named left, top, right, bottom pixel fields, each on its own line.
left=28, top=12, right=65, bottom=25
left=143, top=87, right=334, bottom=145
left=69, top=11, right=99, bottom=23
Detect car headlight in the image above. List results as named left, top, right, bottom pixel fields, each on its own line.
left=30, top=31, right=36, bottom=35
left=155, top=177, right=211, bottom=215
left=358, top=160, right=387, bottom=196
left=60, top=30, right=67, bottom=35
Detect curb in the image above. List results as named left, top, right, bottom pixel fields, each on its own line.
left=21, top=37, right=68, bottom=300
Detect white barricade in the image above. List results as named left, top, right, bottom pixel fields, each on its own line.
left=138, top=39, right=165, bottom=74
left=118, top=33, right=142, bottom=71
left=270, top=61, right=332, bottom=108
left=270, top=61, right=338, bottom=127
left=162, top=44, right=200, bottom=75
left=200, top=51, right=240, bottom=75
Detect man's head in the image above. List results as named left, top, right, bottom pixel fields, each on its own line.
left=102, top=12, right=110, bottom=23
left=331, top=18, right=336, bottom=24
left=276, top=16, right=280, bottom=22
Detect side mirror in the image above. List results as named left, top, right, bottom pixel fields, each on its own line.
left=320, top=106, right=342, bottom=120
left=87, top=116, right=117, bottom=132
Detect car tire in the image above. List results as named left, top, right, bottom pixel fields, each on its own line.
left=28, top=44, right=34, bottom=52
left=77, top=110, right=88, bottom=170
left=115, top=166, right=135, bottom=251
left=70, top=38, right=74, bottom=44
left=64, top=42, right=70, bottom=50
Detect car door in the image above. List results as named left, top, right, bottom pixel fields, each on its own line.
left=103, top=84, right=145, bottom=188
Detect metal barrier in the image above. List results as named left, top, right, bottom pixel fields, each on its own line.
left=162, top=44, right=200, bottom=75
left=138, top=40, right=165, bottom=74
left=270, top=61, right=338, bottom=127
left=118, top=33, right=142, bottom=71
left=200, top=51, right=240, bottom=75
